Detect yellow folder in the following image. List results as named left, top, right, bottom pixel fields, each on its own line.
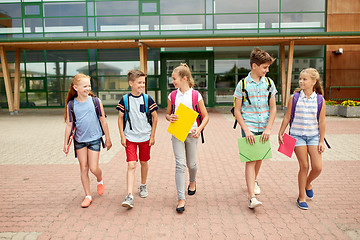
left=167, top=103, right=199, bottom=142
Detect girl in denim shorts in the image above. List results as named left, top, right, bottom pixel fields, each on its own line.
left=63, top=73, right=112, bottom=208
left=278, top=68, right=326, bottom=210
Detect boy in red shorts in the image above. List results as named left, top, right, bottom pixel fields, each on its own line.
left=116, top=69, right=158, bottom=208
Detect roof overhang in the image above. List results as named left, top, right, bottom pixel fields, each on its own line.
left=0, top=33, right=359, bottom=51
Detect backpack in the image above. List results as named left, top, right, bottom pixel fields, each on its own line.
left=170, top=89, right=205, bottom=144
left=68, top=96, right=105, bottom=149
left=123, top=93, right=152, bottom=131
left=290, top=91, right=331, bottom=148
left=231, top=77, right=273, bottom=129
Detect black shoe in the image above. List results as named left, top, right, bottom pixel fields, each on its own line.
left=176, top=205, right=185, bottom=213
left=188, top=184, right=196, bottom=195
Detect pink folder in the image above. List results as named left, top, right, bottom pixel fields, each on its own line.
left=278, top=133, right=297, bottom=158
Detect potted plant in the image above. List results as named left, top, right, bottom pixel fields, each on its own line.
left=338, top=100, right=360, bottom=117
left=325, top=100, right=340, bottom=116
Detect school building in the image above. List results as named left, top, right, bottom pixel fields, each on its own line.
left=0, top=0, right=359, bottom=113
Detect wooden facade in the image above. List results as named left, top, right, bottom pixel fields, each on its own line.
left=326, top=0, right=360, bottom=100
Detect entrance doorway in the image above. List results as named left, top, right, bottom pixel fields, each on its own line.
left=160, top=52, right=214, bottom=107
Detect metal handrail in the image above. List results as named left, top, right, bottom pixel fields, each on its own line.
left=329, top=86, right=360, bottom=101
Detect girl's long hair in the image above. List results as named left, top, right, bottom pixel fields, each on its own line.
left=173, top=63, right=195, bottom=88
left=63, top=73, right=95, bottom=121
left=294, top=68, right=324, bottom=95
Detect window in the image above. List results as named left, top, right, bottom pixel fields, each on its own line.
left=23, top=4, right=42, bottom=17
left=140, top=1, right=159, bottom=15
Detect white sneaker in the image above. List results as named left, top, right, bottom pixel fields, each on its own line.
left=249, top=197, right=262, bottom=209
left=254, top=181, right=261, bottom=195
left=139, top=184, right=148, bottom=198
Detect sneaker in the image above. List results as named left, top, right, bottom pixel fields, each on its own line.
left=248, top=197, right=262, bottom=209
left=305, top=186, right=314, bottom=199
left=81, top=197, right=92, bottom=208
left=297, top=198, right=308, bottom=210
left=139, top=184, right=148, bottom=198
left=122, top=194, right=134, bottom=208
left=254, top=181, right=261, bottom=195
left=97, top=180, right=104, bottom=196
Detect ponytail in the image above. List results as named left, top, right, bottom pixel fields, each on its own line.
left=173, top=63, right=195, bottom=88
left=63, top=73, right=94, bottom=121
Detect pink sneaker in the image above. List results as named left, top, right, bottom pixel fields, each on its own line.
left=97, top=180, right=104, bottom=195
left=81, top=197, right=92, bottom=208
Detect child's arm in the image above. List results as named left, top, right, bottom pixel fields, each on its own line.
left=234, top=98, right=255, bottom=145
left=63, top=108, right=72, bottom=153
left=99, top=102, right=112, bottom=150
left=192, top=99, right=209, bottom=138
left=318, top=99, right=326, bottom=152
left=149, top=111, right=158, bottom=146
left=117, top=111, right=127, bottom=148
left=278, top=96, right=293, bottom=145
left=165, top=99, right=178, bottom=122
left=261, top=95, right=277, bottom=143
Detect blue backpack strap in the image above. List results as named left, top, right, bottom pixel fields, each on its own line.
left=143, top=93, right=149, bottom=114
left=123, top=94, right=132, bottom=130
left=142, top=93, right=153, bottom=127
left=123, top=94, right=129, bottom=122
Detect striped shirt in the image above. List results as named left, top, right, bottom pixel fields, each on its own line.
left=290, top=90, right=319, bottom=137
left=233, top=72, right=277, bottom=133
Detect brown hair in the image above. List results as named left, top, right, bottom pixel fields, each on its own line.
left=173, top=63, right=195, bottom=88
left=63, top=73, right=94, bottom=121
left=250, top=47, right=275, bottom=67
left=300, top=68, right=324, bottom=95
left=127, top=69, right=146, bottom=82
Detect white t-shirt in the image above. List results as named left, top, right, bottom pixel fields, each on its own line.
left=168, top=88, right=203, bottom=132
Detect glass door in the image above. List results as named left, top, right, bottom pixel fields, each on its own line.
left=160, top=52, right=214, bottom=107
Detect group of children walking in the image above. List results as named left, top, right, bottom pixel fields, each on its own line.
left=63, top=48, right=326, bottom=212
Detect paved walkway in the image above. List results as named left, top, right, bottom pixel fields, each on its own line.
left=0, top=107, right=359, bottom=240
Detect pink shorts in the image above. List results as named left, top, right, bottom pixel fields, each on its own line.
left=125, top=140, right=151, bottom=162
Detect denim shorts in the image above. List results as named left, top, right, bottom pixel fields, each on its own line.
left=74, top=138, right=101, bottom=152
left=291, top=134, right=320, bottom=147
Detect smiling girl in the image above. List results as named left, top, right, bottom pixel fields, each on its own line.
left=63, top=73, right=112, bottom=208
left=166, top=63, right=209, bottom=213
left=278, top=68, right=326, bottom=210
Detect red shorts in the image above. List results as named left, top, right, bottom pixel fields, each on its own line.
left=125, top=140, right=151, bottom=162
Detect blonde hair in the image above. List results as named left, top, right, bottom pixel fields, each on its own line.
left=63, top=73, right=94, bottom=121
left=300, top=68, right=324, bottom=95
left=250, top=47, right=275, bottom=66
left=127, top=69, right=146, bottom=82
left=173, top=63, right=195, bottom=87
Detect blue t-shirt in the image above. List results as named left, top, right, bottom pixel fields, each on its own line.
left=68, top=96, right=103, bottom=143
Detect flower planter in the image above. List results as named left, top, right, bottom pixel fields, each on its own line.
left=338, top=105, right=360, bottom=118
left=326, top=105, right=339, bottom=116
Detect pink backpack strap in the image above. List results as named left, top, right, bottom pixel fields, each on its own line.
left=192, top=90, right=203, bottom=125
left=170, top=90, right=177, bottom=114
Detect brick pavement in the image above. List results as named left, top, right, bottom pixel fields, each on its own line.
left=0, top=107, right=360, bottom=240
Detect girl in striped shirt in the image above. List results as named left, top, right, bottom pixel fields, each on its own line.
left=278, top=68, right=326, bottom=210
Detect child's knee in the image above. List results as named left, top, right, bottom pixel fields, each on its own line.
left=140, top=161, right=148, bottom=167
left=127, top=161, right=137, bottom=171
